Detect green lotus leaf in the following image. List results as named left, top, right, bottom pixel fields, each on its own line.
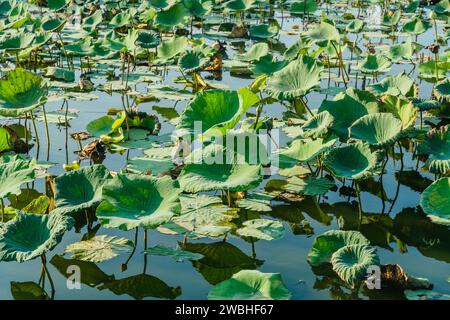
left=0, top=155, right=36, bottom=199
left=237, top=43, right=269, bottom=62
left=235, top=192, right=274, bottom=212
left=208, top=270, right=291, bottom=300
left=65, top=37, right=95, bottom=56
left=388, top=38, right=414, bottom=61
left=179, top=161, right=262, bottom=193
left=178, top=51, right=209, bottom=74
left=0, top=126, right=13, bottom=153
left=0, top=33, right=35, bottom=51
left=358, top=54, right=392, bottom=74
left=99, top=273, right=181, bottom=300
left=290, top=0, right=318, bottom=15
left=323, top=142, right=379, bottom=180
left=434, top=78, right=450, bottom=102
left=402, top=15, right=431, bottom=35
left=86, top=114, right=125, bottom=137
left=346, top=19, right=364, bottom=33
left=236, top=218, right=284, bottom=241
left=331, top=244, right=380, bottom=288
left=284, top=176, right=335, bottom=196
left=108, top=11, right=132, bottom=28
left=145, top=244, right=204, bottom=261
left=96, top=174, right=181, bottom=231
left=379, top=95, right=418, bottom=130
left=10, top=281, right=49, bottom=300
left=0, top=68, right=48, bottom=117
left=301, top=111, right=335, bottom=138
left=64, top=235, right=134, bottom=263
left=182, top=0, right=212, bottom=17
left=341, top=88, right=379, bottom=114
left=22, top=195, right=50, bottom=215
left=305, top=21, right=340, bottom=42
left=277, top=136, right=337, bottom=168
left=155, top=3, right=189, bottom=30
left=0, top=212, right=73, bottom=262
left=249, top=23, right=279, bottom=39
left=283, top=36, right=311, bottom=60
left=349, top=113, right=403, bottom=146
left=157, top=36, right=188, bottom=61
left=126, top=157, right=174, bottom=175
left=318, top=94, right=370, bottom=139
left=48, top=0, right=69, bottom=11
left=177, top=88, right=258, bottom=138
left=417, top=125, right=450, bottom=174
left=418, top=60, right=449, bottom=82
left=54, top=165, right=111, bottom=216
left=44, top=67, right=75, bottom=82
left=41, top=17, right=66, bottom=32
left=249, top=54, right=288, bottom=76
left=369, top=72, right=415, bottom=97
left=265, top=55, right=323, bottom=101
left=136, top=30, right=160, bottom=49
left=420, top=177, right=450, bottom=225
left=82, top=10, right=103, bottom=32
left=148, top=0, right=175, bottom=9
left=307, top=230, right=371, bottom=266
left=435, top=0, right=450, bottom=13
left=225, top=0, right=256, bottom=11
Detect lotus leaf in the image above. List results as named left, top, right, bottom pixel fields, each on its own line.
left=402, top=15, right=431, bottom=35
left=369, top=72, right=415, bottom=97
left=0, top=68, right=48, bottom=117
left=349, top=113, right=403, bottom=146
left=0, top=155, right=36, bottom=199
left=417, top=125, right=450, bottom=174
left=420, top=177, right=450, bottom=225
left=358, top=54, right=392, bottom=74
left=96, top=174, right=181, bottom=230
left=301, top=111, right=335, bottom=138
left=0, top=212, right=73, bottom=262
left=208, top=270, right=291, bottom=300
left=277, top=137, right=337, bottom=168
left=235, top=192, right=273, bottom=212
left=284, top=176, right=335, bottom=196
left=145, top=245, right=204, bottom=261
left=236, top=219, right=284, bottom=241
left=155, top=3, right=189, bottom=30
left=379, top=95, right=418, bottom=130
left=323, top=143, right=379, bottom=180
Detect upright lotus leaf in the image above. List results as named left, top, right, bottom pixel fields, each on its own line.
left=342, top=88, right=379, bottom=114
left=65, top=37, right=95, bottom=56
left=0, top=155, right=36, bottom=199
left=86, top=115, right=125, bottom=137
left=388, top=38, right=414, bottom=61
left=290, top=0, right=318, bottom=15
left=323, top=142, right=379, bottom=180
left=301, top=111, right=335, bottom=138
left=99, top=273, right=181, bottom=300
left=48, top=0, right=69, bottom=11
left=331, top=244, right=380, bottom=288
left=41, top=17, right=66, bottom=32
left=417, top=125, right=450, bottom=174
left=225, top=0, right=256, bottom=11
left=136, top=30, right=160, bottom=49
left=249, top=23, right=279, bottom=39
left=109, top=11, right=132, bottom=29
left=318, top=94, right=369, bottom=139
left=156, top=36, right=188, bottom=61
left=379, top=95, right=418, bottom=130
left=0, top=126, right=13, bottom=153
left=0, top=212, right=73, bottom=262
left=420, top=177, right=450, bottom=225
left=265, top=55, right=323, bottom=101
left=349, top=113, right=403, bottom=146
left=96, top=174, right=181, bottom=230
left=0, top=33, right=34, bottom=51
left=305, top=21, right=340, bottom=42
left=358, top=54, right=392, bottom=74
left=82, top=10, right=103, bottom=32
left=0, top=68, right=47, bottom=117
left=54, top=165, right=111, bottom=216
left=182, top=0, right=212, bottom=17
left=277, top=136, right=337, bottom=168
left=155, top=3, right=189, bottom=30
left=402, top=15, right=431, bottom=35
left=208, top=270, right=291, bottom=300
left=284, top=176, right=335, bottom=196
left=250, top=55, right=288, bottom=76
left=346, top=19, right=364, bottom=33
left=178, top=51, right=209, bottom=74
left=237, top=43, right=269, bottom=62
left=434, top=78, right=450, bottom=102
left=307, top=230, right=371, bottom=266
left=44, top=67, right=75, bottom=82
left=177, top=88, right=258, bottom=138
left=435, top=0, right=450, bottom=14
left=236, top=219, right=284, bottom=241
left=179, top=162, right=262, bottom=193
left=64, top=235, right=134, bottom=263
left=148, top=0, right=175, bottom=9
left=369, top=72, right=415, bottom=97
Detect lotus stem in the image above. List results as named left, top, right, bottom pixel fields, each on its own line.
left=30, top=111, right=40, bottom=156
left=40, top=254, right=55, bottom=299
left=1, top=198, right=5, bottom=222
left=379, top=148, right=389, bottom=214
left=143, top=228, right=148, bottom=274
left=41, top=105, right=51, bottom=161
left=57, top=32, right=72, bottom=70
left=122, top=227, right=139, bottom=271
left=251, top=239, right=256, bottom=259
left=355, top=182, right=362, bottom=229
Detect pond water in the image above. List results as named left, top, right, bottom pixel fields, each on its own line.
left=0, top=2, right=449, bottom=300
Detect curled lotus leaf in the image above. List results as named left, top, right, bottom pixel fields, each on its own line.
left=0, top=212, right=73, bottom=262
left=417, top=125, right=450, bottom=175
left=331, top=244, right=380, bottom=288
left=307, top=230, right=371, bottom=266
left=301, top=111, right=335, bottom=139
left=349, top=113, right=403, bottom=146
left=420, top=177, right=450, bottom=226
left=323, top=142, right=380, bottom=180
left=207, top=270, right=291, bottom=300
